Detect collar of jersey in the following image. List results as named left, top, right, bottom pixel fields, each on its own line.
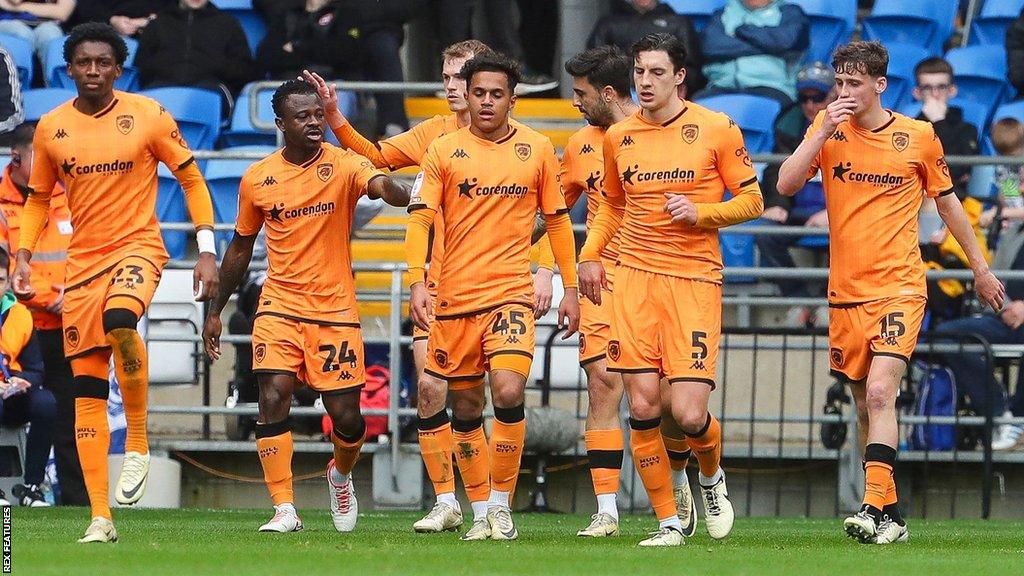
left=849, top=109, right=896, bottom=134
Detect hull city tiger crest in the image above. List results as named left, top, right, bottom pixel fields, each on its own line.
left=116, top=114, right=134, bottom=135
left=317, top=163, right=334, bottom=182
left=434, top=349, right=449, bottom=368
left=608, top=340, right=620, bottom=362
left=892, top=131, right=910, bottom=152
left=65, top=326, right=80, bottom=350
left=254, top=343, right=266, bottom=364
left=515, top=143, right=531, bottom=161
left=681, top=124, right=699, bottom=144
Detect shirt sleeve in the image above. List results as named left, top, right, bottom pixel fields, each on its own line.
left=921, top=124, right=955, bottom=198
left=378, top=118, right=434, bottom=169
left=409, top=142, right=445, bottom=213
left=694, top=118, right=764, bottom=228
left=538, top=140, right=568, bottom=216
left=234, top=172, right=263, bottom=237
left=21, top=121, right=57, bottom=253
left=345, top=153, right=388, bottom=200
left=149, top=103, right=196, bottom=171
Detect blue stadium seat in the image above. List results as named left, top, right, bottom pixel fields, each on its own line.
left=663, top=0, right=726, bottom=33
left=945, top=45, right=1011, bottom=123
left=862, top=0, right=957, bottom=55
left=45, top=35, right=139, bottom=91
left=787, top=0, right=857, bottom=64
left=695, top=94, right=781, bottom=153
left=210, top=1, right=265, bottom=57
left=880, top=43, right=931, bottom=111
left=157, top=164, right=188, bottom=259
left=22, top=88, right=75, bottom=121
left=984, top=100, right=1024, bottom=154
left=969, top=0, right=1024, bottom=46
left=140, top=87, right=223, bottom=150
left=899, top=97, right=990, bottom=141
left=0, top=34, right=33, bottom=87
left=204, top=155, right=265, bottom=249
left=220, top=83, right=357, bottom=148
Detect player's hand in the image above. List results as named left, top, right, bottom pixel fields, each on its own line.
left=409, top=282, right=432, bottom=332
left=1001, top=300, right=1024, bottom=329
left=805, top=209, right=828, bottom=229
left=46, top=284, right=65, bottom=314
left=203, top=313, right=222, bottom=361
left=820, top=96, right=856, bottom=136
left=302, top=69, right=345, bottom=126
left=194, top=252, right=219, bottom=302
left=11, top=252, right=35, bottom=301
left=976, top=268, right=1006, bottom=313
left=578, top=261, right=606, bottom=305
left=664, top=193, right=698, bottom=225
left=762, top=206, right=788, bottom=223
left=557, top=287, right=580, bottom=339
left=533, top=267, right=554, bottom=319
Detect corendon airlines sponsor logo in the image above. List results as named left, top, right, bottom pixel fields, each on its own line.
left=831, top=162, right=904, bottom=187
left=268, top=201, right=337, bottom=223
left=61, top=157, right=134, bottom=178
left=620, top=164, right=695, bottom=186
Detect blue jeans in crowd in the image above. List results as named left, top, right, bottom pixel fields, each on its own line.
left=0, top=384, right=56, bottom=485
left=935, top=313, right=1024, bottom=418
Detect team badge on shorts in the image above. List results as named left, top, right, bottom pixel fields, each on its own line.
left=681, top=124, right=699, bottom=144
left=434, top=349, right=449, bottom=369
left=317, top=162, right=334, bottom=182
left=116, top=114, right=134, bottom=135
left=254, top=343, right=266, bottom=364
left=608, top=340, right=620, bottom=362
left=579, top=333, right=586, bottom=354
left=515, top=143, right=531, bottom=161
left=830, top=347, right=843, bottom=368
left=892, top=131, right=910, bottom=152
left=65, top=326, right=80, bottom=351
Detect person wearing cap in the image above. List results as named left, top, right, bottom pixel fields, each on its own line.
left=757, top=61, right=836, bottom=327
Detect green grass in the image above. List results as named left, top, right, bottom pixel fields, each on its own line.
left=9, top=508, right=1024, bottom=575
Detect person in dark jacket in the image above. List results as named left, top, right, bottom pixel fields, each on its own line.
left=1007, top=8, right=1024, bottom=97
left=0, top=249, right=55, bottom=507
left=70, top=0, right=174, bottom=36
left=588, top=0, right=704, bottom=97
left=911, top=57, right=978, bottom=198
left=0, top=47, right=23, bottom=147
left=135, top=0, right=256, bottom=104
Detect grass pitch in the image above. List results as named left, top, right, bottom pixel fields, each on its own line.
left=9, top=508, right=1024, bottom=575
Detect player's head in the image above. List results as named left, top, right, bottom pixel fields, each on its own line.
left=831, top=41, right=888, bottom=114
left=441, top=39, right=491, bottom=113
left=991, top=118, right=1024, bottom=156
left=630, top=33, right=687, bottom=111
left=795, top=62, right=836, bottom=122
left=461, top=52, right=520, bottom=135
left=912, top=57, right=957, bottom=105
left=564, top=46, right=632, bottom=127
left=272, top=79, right=325, bottom=151
left=63, top=23, right=127, bottom=100
left=8, top=123, right=35, bottom=185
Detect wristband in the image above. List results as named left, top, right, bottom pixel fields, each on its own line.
left=197, top=229, right=216, bottom=255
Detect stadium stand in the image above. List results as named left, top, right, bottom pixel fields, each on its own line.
left=862, top=0, right=957, bottom=56
left=156, top=164, right=189, bottom=260
left=0, top=33, right=32, bottom=87
left=211, top=0, right=266, bottom=58
left=880, top=42, right=932, bottom=111
left=899, top=97, right=991, bottom=143
left=788, top=0, right=857, bottom=65
left=969, top=0, right=1024, bottom=46
left=945, top=44, right=1013, bottom=124
left=221, top=82, right=357, bottom=148
left=44, top=35, right=140, bottom=92
left=21, top=88, right=74, bottom=122
left=695, top=93, right=782, bottom=154
left=663, top=0, right=726, bottom=33
left=140, top=87, right=223, bottom=150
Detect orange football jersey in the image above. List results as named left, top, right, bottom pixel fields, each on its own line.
left=561, top=125, right=619, bottom=263
left=379, top=114, right=461, bottom=170
left=26, top=91, right=200, bottom=285
left=236, top=144, right=385, bottom=323
left=410, top=124, right=567, bottom=317
left=806, top=111, right=953, bottom=303
left=587, top=104, right=762, bottom=282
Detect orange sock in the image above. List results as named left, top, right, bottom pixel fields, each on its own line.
left=864, top=443, right=897, bottom=512
left=331, top=419, right=366, bottom=476
left=490, top=405, right=526, bottom=496
left=255, top=421, right=294, bottom=506
left=452, top=417, right=491, bottom=503
left=418, top=411, right=456, bottom=496
left=662, top=433, right=691, bottom=472
left=75, top=396, right=112, bottom=520
left=107, top=328, right=150, bottom=455
left=629, top=417, right=675, bottom=521
left=686, top=413, right=722, bottom=479
left=585, top=428, right=624, bottom=496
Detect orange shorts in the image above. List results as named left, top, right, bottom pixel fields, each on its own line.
left=252, top=313, right=366, bottom=394
left=579, top=260, right=616, bottom=366
left=425, top=302, right=535, bottom=383
left=62, top=255, right=164, bottom=360
left=828, top=295, right=926, bottom=382
left=608, top=266, right=721, bottom=387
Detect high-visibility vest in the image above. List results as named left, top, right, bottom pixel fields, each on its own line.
left=0, top=165, right=71, bottom=331
left=0, top=293, right=32, bottom=373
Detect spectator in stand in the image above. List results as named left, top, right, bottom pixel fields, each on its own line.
left=135, top=0, right=255, bottom=113
left=757, top=62, right=834, bottom=327
left=911, top=57, right=987, bottom=323
left=982, top=119, right=1024, bottom=229
left=0, top=123, right=85, bottom=505
left=0, top=249, right=54, bottom=507
left=70, top=0, right=172, bottom=37
left=1007, top=7, right=1024, bottom=98
left=428, top=0, right=473, bottom=51
left=587, top=0, right=703, bottom=97
left=0, top=0, right=76, bottom=67
left=0, top=46, right=23, bottom=146
left=697, top=0, right=808, bottom=107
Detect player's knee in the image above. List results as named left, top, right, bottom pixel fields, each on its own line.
left=450, top=391, right=484, bottom=422
left=587, top=368, right=620, bottom=402
left=417, top=377, right=447, bottom=414
left=102, top=308, right=139, bottom=335
left=864, top=379, right=894, bottom=413
left=74, top=375, right=109, bottom=401
left=627, top=394, right=661, bottom=421
left=490, top=384, right=524, bottom=409
left=258, top=383, right=291, bottom=412
left=675, top=406, right=709, bottom=435
left=332, top=411, right=365, bottom=439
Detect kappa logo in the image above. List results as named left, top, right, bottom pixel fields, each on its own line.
left=580, top=143, right=595, bottom=154
left=681, top=123, right=699, bottom=144
left=117, top=114, right=134, bottom=135
left=515, top=142, right=531, bottom=161
left=317, top=162, right=333, bottom=182
left=54, top=128, right=68, bottom=140
left=831, top=130, right=848, bottom=142
left=65, top=326, right=80, bottom=350
left=254, top=343, right=266, bottom=364
left=261, top=176, right=278, bottom=187
left=337, top=371, right=354, bottom=381
left=608, top=340, right=620, bottom=361
left=892, top=131, right=910, bottom=152
left=506, top=335, right=521, bottom=344
left=620, top=135, right=634, bottom=146
left=434, top=349, right=449, bottom=368
left=690, top=360, right=706, bottom=371
left=830, top=347, right=843, bottom=367
left=450, top=148, right=470, bottom=159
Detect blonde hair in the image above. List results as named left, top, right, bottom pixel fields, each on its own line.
left=991, top=118, right=1024, bottom=155
left=442, top=39, right=491, bottom=62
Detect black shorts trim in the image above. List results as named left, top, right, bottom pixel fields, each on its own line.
left=66, top=345, right=112, bottom=361
left=486, top=349, right=534, bottom=360
left=871, top=352, right=911, bottom=367
left=319, top=384, right=365, bottom=396
left=412, top=335, right=429, bottom=342
left=252, top=369, right=298, bottom=378
left=580, top=353, right=606, bottom=367
left=65, top=262, right=119, bottom=293
left=607, top=367, right=660, bottom=375
left=828, top=301, right=864, bottom=309
left=830, top=369, right=864, bottom=383
left=254, top=311, right=361, bottom=328
left=423, top=368, right=486, bottom=383
left=668, top=377, right=716, bottom=390
left=937, top=187, right=955, bottom=197
left=435, top=300, right=533, bottom=321
left=549, top=208, right=570, bottom=216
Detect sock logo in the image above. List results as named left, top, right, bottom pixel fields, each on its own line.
left=639, top=455, right=660, bottom=468
left=76, top=427, right=96, bottom=440
left=123, top=358, right=143, bottom=374
left=495, top=443, right=518, bottom=454
left=259, top=446, right=279, bottom=459
left=457, top=441, right=480, bottom=459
